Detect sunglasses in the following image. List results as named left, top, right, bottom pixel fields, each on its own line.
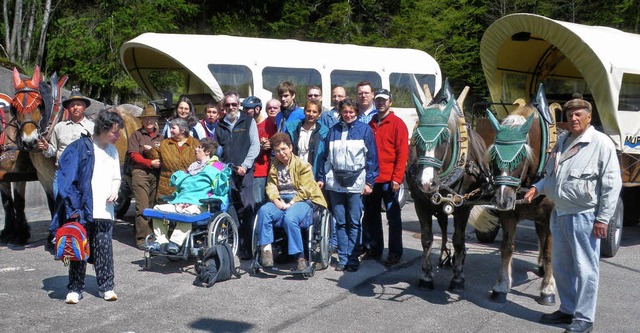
left=307, top=94, right=320, bottom=98
left=224, top=103, right=238, bottom=107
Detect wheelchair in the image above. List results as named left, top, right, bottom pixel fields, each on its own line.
left=141, top=197, right=239, bottom=269
left=250, top=204, right=333, bottom=277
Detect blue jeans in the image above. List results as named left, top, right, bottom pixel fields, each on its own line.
left=329, top=191, right=363, bottom=267
left=552, top=211, right=600, bottom=322
left=253, top=177, right=267, bottom=209
left=257, top=200, right=313, bottom=256
left=362, top=182, right=403, bottom=256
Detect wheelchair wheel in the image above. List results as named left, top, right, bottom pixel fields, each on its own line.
left=207, top=211, right=239, bottom=255
left=251, top=215, right=259, bottom=258
left=317, top=209, right=333, bottom=270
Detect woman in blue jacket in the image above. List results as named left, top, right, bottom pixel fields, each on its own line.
left=57, top=110, right=124, bottom=304
left=317, top=98, right=378, bottom=272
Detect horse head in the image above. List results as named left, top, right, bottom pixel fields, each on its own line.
left=485, top=104, right=537, bottom=210
left=409, top=93, right=457, bottom=195
left=11, top=66, right=49, bottom=151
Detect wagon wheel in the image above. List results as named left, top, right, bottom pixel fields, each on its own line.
left=601, top=197, right=623, bottom=258
left=475, top=225, right=499, bottom=243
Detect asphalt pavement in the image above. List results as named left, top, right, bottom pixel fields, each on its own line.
left=1, top=199, right=639, bottom=333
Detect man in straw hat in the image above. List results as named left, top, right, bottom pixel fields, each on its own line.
left=525, top=93, right=622, bottom=333
left=127, top=103, right=162, bottom=249
left=39, top=88, right=95, bottom=244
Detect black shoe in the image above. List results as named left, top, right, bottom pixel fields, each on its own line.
left=540, top=310, right=573, bottom=325
left=335, top=264, right=346, bottom=271
left=564, top=320, right=593, bottom=333
left=346, top=264, right=359, bottom=272
left=384, top=253, right=402, bottom=267
left=360, top=251, right=381, bottom=261
left=166, top=242, right=180, bottom=255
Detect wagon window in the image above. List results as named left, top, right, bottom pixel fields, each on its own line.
left=146, top=69, right=188, bottom=99
left=619, top=73, right=640, bottom=111
left=330, top=70, right=382, bottom=100
left=262, top=67, right=322, bottom=99
left=208, top=64, right=253, bottom=98
left=389, top=73, right=436, bottom=108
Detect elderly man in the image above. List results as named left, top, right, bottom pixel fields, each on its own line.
left=215, top=92, right=260, bottom=259
left=38, top=89, right=95, bottom=241
left=356, top=81, right=377, bottom=124
left=362, top=89, right=408, bottom=266
left=525, top=94, right=622, bottom=333
left=275, top=81, right=305, bottom=131
left=319, top=85, right=346, bottom=129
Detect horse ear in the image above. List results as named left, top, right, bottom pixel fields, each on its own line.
left=520, top=112, right=535, bottom=135
left=12, top=67, right=21, bottom=88
left=32, top=66, right=41, bottom=86
left=412, top=93, right=424, bottom=117
left=485, top=108, right=501, bottom=132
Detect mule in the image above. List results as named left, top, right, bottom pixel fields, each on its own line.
left=470, top=93, right=558, bottom=305
left=406, top=83, right=491, bottom=292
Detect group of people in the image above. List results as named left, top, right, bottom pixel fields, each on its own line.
left=40, top=82, right=618, bottom=333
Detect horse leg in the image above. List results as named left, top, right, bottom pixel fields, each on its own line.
left=491, top=214, right=516, bottom=303
left=416, top=202, right=436, bottom=290
left=449, top=207, right=469, bottom=293
left=535, top=220, right=556, bottom=305
left=9, top=182, right=29, bottom=245
left=0, top=183, right=17, bottom=243
left=436, top=211, right=452, bottom=268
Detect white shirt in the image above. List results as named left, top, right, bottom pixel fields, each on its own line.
left=91, top=143, right=121, bottom=219
left=45, top=117, right=95, bottom=163
left=297, top=124, right=315, bottom=162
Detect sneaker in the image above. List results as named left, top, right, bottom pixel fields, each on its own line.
left=65, top=291, right=82, bottom=304
left=296, top=258, right=308, bottom=271
left=166, top=242, right=180, bottom=255
left=360, top=251, right=381, bottom=261
left=260, top=250, right=274, bottom=267
left=147, top=241, right=162, bottom=252
left=99, top=290, right=118, bottom=301
left=384, top=253, right=402, bottom=267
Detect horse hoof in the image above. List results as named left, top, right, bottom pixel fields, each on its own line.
left=449, top=280, right=464, bottom=293
left=537, top=294, right=556, bottom=306
left=490, top=291, right=508, bottom=303
left=417, top=278, right=435, bottom=290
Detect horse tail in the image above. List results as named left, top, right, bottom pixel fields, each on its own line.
left=468, top=205, right=499, bottom=232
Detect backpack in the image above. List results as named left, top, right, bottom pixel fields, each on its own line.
left=193, top=243, right=240, bottom=287
left=54, top=222, right=90, bottom=266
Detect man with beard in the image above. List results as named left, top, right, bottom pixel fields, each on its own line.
left=214, top=91, right=260, bottom=259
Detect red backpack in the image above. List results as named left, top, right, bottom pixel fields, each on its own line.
left=55, top=222, right=90, bottom=266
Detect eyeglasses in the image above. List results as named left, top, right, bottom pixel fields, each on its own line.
left=307, top=94, right=320, bottom=98
left=357, top=92, right=371, bottom=96
left=224, top=103, right=238, bottom=107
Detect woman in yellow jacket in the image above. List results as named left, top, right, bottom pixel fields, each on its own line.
left=256, top=132, right=327, bottom=271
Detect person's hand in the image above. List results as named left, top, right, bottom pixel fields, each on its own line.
left=236, top=166, right=247, bottom=176
left=261, top=138, right=271, bottom=150
left=107, top=192, right=118, bottom=203
left=150, top=159, right=161, bottom=169
left=391, top=181, right=400, bottom=192
left=317, top=181, right=324, bottom=189
left=37, top=138, right=49, bottom=151
left=524, top=187, right=538, bottom=203
left=362, top=184, right=373, bottom=195
left=143, top=144, right=152, bottom=150
left=593, top=221, right=608, bottom=239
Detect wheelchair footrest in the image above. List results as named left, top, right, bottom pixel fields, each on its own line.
left=142, top=208, right=211, bottom=224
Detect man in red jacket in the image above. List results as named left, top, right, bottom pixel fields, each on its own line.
left=362, top=89, right=409, bottom=266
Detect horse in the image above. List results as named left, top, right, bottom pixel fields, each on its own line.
left=405, top=83, right=491, bottom=292
left=469, top=93, right=559, bottom=305
left=5, top=67, right=140, bottom=245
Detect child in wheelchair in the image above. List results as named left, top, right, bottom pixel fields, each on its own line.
left=148, top=138, right=231, bottom=254
left=256, top=133, right=327, bottom=271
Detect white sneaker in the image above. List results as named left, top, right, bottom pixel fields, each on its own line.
left=99, top=290, right=118, bottom=301
left=65, top=292, right=82, bottom=304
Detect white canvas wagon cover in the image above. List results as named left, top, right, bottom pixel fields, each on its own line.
left=480, top=13, right=640, bottom=155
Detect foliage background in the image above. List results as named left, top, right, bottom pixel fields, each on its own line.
left=2, top=0, right=639, bottom=108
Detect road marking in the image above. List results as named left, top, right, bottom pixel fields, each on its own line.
left=0, top=267, right=32, bottom=273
